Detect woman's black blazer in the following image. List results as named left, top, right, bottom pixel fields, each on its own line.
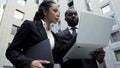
left=5, top=20, right=64, bottom=68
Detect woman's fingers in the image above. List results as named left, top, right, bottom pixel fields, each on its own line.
left=30, top=60, right=50, bottom=68
left=39, top=60, right=50, bottom=64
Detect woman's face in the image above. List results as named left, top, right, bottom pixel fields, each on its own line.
left=44, top=3, right=60, bottom=24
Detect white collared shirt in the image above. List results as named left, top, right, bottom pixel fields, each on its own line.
left=41, top=20, right=55, bottom=50
left=68, top=25, right=78, bottom=34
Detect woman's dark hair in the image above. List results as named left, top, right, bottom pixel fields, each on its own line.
left=33, top=1, right=56, bottom=21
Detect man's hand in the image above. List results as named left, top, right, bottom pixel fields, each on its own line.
left=30, top=60, right=50, bottom=68
left=90, top=48, right=105, bottom=63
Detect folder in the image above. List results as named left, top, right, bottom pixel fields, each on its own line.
left=23, top=39, right=54, bottom=68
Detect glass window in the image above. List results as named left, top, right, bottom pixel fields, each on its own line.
left=3, top=66, right=14, bottom=68
left=68, top=1, right=74, bottom=8
left=99, top=0, right=104, bottom=3
left=35, top=0, right=39, bottom=4
left=114, top=50, right=120, bottom=61
left=0, top=4, right=5, bottom=22
left=110, top=31, right=120, bottom=43
left=18, top=0, right=27, bottom=6
left=57, top=0, right=59, bottom=2
left=67, top=0, right=73, bottom=2
left=86, top=0, right=93, bottom=11
left=111, top=15, right=115, bottom=18
left=11, top=25, right=19, bottom=35
left=8, top=43, right=11, bottom=47
left=58, top=20, right=61, bottom=32
left=43, top=0, right=52, bottom=1
left=14, top=9, right=24, bottom=20
left=101, top=5, right=111, bottom=14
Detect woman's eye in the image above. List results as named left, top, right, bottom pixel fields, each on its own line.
left=53, top=9, right=58, bottom=12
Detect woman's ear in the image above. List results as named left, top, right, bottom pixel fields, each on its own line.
left=43, top=10, right=47, bottom=16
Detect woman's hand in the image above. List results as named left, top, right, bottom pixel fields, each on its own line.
left=90, top=48, right=105, bottom=63
left=30, top=60, right=50, bottom=68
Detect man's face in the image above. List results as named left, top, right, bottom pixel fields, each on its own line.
left=65, top=9, right=79, bottom=27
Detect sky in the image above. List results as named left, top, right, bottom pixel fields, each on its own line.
left=0, top=0, right=6, bottom=4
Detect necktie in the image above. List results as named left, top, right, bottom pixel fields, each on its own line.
left=71, top=27, right=77, bottom=36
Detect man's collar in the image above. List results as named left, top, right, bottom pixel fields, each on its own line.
left=68, top=25, right=79, bottom=30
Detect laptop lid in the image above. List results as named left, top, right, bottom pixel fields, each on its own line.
left=63, top=11, right=114, bottom=60
left=76, top=11, right=114, bottom=46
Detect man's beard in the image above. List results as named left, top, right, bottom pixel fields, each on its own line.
left=68, top=20, right=78, bottom=27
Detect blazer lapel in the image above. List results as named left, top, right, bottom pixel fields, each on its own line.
left=65, top=28, right=73, bottom=39
left=35, top=21, right=48, bottom=40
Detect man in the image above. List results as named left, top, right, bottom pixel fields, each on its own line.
left=56, top=8, right=105, bottom=68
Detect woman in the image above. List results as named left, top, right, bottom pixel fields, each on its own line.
left=5, top=1, right=60, bottom=68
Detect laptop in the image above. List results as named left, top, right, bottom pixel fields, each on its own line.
left=23, top=39, right=54, bottom=68
left=63, top=11, right=114, bottom=61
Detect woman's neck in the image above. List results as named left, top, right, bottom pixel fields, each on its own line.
left=43, top=19, right=51, bottom=31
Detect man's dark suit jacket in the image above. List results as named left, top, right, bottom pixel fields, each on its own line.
left=5, top=20, right=64, bottom=68
left=56, top=28, right=98, bottom=68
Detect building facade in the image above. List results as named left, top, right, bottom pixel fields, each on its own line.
left=0, top=0, right=42, bottom=68
left=0, top=0, right=120, bottom=68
